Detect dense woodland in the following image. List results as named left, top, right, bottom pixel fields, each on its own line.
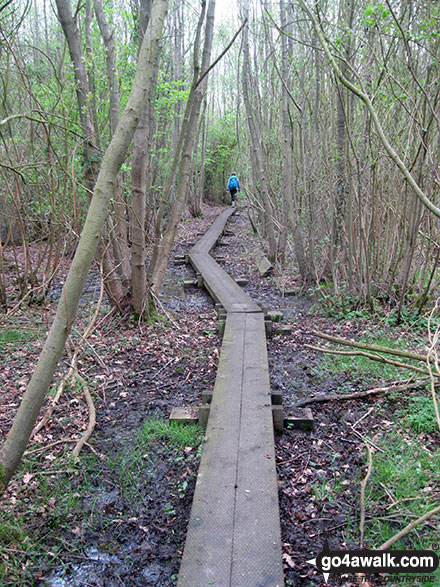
left=0, top=0, right=440, bottom=585
left=2, top=0, right=440, bottom=314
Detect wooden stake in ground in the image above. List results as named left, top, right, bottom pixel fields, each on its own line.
left=0, top=0, right=168, bottom=493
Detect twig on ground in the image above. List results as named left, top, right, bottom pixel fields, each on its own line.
left=312, top=330, right=430, bottom=363
left=71, top=374, right=96, bottom=458
left=294, top=378, right=427, bottom=407
left=31, top=264, right=104, bottom=440
left=378, top=503, right=440, bottom=550
left=306, top=344, right=433, bottom=376
left=359, top=441, right=373, bottom=548
left=426, top=300, right=440, bottom=430
left=23, top=439, right=77, bottom=455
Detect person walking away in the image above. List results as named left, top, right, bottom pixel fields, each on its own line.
left=226, top=172, right=240, bottom=206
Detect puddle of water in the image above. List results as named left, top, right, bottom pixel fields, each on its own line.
left=46, top=547, right=123, bottom=586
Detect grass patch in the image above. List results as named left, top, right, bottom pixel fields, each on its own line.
left=359, top=428, right=440, bottom=586
left=0, top=452, right=100, bottom=586
left=0, top=327, right=39, bottom=345
left=140, top=418, right=203, bottom=449
left=109, top=419, right=204, bottom=499
left=1, top=419, right=204, bottom=584
left=405, top=395, right=439, bottom=433
left=313, top=334, right=422, bottom=384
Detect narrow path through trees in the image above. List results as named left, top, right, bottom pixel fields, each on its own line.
left=178, top=207, right=284, bottom=586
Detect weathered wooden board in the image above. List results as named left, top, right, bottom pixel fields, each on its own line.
left=177, top=208, right=284, bottom=587
left=190, top=207, right=235, bottom=254
left=178, top=314, right=284, bottom=586
left=253, top=249, right=273, bottom=277
left=189, top=253, right=260, bottom=313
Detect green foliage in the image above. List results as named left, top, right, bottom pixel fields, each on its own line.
left=362, top=429, right=440, bottom=583
left=155, top=75, right=189, bottom=120
left=140, top=418, right=203, bottom=450
left=363, top=3, right=390, bottom=27
left=314, top=334, right=420, bottom=383
left=310, top=284, right=376, bottom=322
left=405, top=395, right=439, bottom=433
left=385, top=306, right=440, bottom=332
left=204, top=111, right=239, bottom=201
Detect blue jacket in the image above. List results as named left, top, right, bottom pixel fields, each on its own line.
left=227, top=175, right=241, bottom=191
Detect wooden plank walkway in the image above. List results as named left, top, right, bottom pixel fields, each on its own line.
left=189, top=253, right=260, bottom=313
left=190, top=207, right=236, bottom=254
left=188, top=209, right=260, bottom=314
left=178, top=208, right=284, bottom=587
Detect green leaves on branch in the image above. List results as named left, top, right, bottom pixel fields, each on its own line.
left=155, top=76, right=189, bottom=120
left=363, top=3, right=390, bottom=28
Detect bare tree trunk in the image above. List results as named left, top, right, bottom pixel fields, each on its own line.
left=330, top=0, right=355, bottom=292
left=130, top=1, right=155, bottom=316
left=0, top=0, right=168, bottom=492
left=279, top=0, right=313, bottom=282
left=148, top=0, right=216, bottom=294
left=189, top=98, right=207, bottom=217
left=94, top=0, right=131, bottom=287
left=55, top=0, right=125, bottom=309
left=241, top=0, right=276, bottom=261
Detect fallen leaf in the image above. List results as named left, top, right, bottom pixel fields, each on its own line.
left=283, top=552, right=295, bottom=568
left=23, top=472, right=34, bottom=484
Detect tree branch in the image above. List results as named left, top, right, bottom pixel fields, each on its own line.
left=305, top=344, right=434, bottom=377
left=299, top=0, right=440, bottom=220
left=196, top=19, right=248, bottom=89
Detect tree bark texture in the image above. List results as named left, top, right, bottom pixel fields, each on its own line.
left=241, top=0, right=276, bottom=261
left=148, top=0, right=216, bottom=294
left=0, top=0, right=168, bottom=491
left=55, top=0, right=125, bottom=308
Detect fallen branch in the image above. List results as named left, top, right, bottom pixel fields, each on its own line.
left=23, top=439, right=77, bottom=456
left=294, top=379, right=428, bottom=408
left=312, top=330, right=430, bottom=363
left=360, top=442, right=373, bottom=548
left=71, top=374, right=96, bottom=458
left=31, top=265, right=104, bottom=439
left=306, top=344, right=433, bottom=376
left=31, top=343, right=75, bottom=439
left=378, top=503, right=440, bottom=550
left=426, top=301, right=440, bottom=431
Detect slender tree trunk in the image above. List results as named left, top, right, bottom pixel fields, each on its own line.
left=189, top=98, right=207, bottom=217
left=55, top=0, right=125, bottom=309
left=131, top=102, right=151, bottom=314
left=130, top=1, right=155, bottom=316
left=330, top=0, right=355, bottom=291
left=0, top=0, right=168, bottom=492
left=148, top=0, right=216, bottom=294
left=94, top=0, right=131, bottom=287
left=279, top=0, right=313, bottom=281
left=242, top=0, right=276, bottom=261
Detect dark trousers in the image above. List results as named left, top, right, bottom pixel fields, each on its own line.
left=229, top=188, right=237, bottom=203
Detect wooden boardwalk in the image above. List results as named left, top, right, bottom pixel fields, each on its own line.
left=178, top=209, right=284, bottom=587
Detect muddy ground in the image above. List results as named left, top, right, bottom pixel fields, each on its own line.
left=1, top=205, right=437, bottom=586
